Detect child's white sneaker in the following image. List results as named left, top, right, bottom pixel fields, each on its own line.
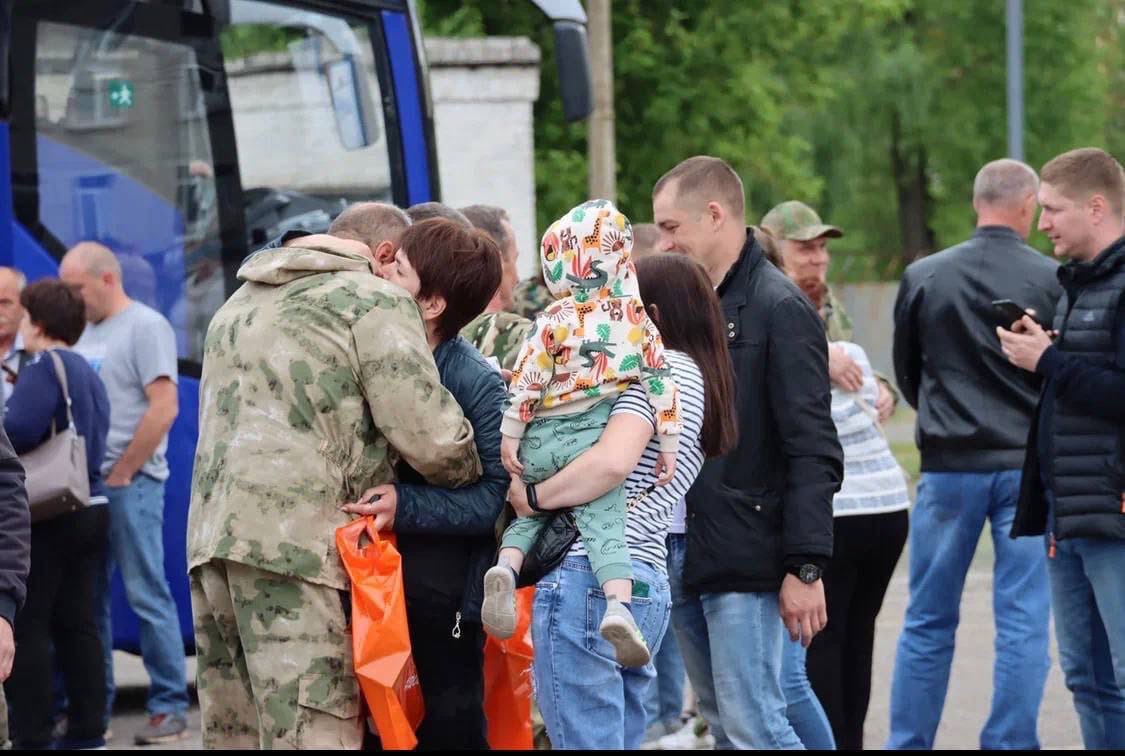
left=599, top=598, right=651, bottom=667
left=481, top=565, right=518, bottom=639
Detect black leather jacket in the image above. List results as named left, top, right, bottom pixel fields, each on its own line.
left=893, top=226, right=1062, bottom=471
left=683, top=234, right=842, bottom=594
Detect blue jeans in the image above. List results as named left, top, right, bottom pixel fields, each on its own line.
left=888, top=471, right=1050, bottom=749
left=1047, top=537, right=1125, bottom=749
left=532, top=556, right=671, bottom=750
left=97, top=475, right=189, bottom=718
left=647, top=539, right=686, bottom=732
left=666, top=535, right=804, bottom=750
left=781, top=638, right=836, bottom=749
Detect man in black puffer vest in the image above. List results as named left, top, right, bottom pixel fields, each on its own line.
left=998, top=147, right=1125, bottom=750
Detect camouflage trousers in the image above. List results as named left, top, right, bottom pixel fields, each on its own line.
left=0, top=684, right=9, bottom=749
left=190, top=560, right=363, bottom=750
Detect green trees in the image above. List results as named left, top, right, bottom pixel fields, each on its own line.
left=420, top=0, right=1121, bottom=278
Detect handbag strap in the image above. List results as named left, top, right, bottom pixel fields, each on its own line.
left=45, top=350, right=76, bottom=434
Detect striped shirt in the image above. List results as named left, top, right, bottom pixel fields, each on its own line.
left=831, top=342, right=911, bottom=517
left=569, top=350, right=707, bottom=568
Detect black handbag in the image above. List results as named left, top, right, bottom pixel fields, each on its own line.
left=516, top=509, right=579, bottom=588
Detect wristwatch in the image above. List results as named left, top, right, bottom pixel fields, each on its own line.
left=793, top=563, right=823, bottom=584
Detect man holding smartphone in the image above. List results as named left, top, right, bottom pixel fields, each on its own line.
left=890, top=158, right=1061, bottom=749
left=998, top=147, right=1125, bottom=750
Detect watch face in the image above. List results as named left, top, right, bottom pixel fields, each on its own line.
left=799, top=564, right=821, bottom=584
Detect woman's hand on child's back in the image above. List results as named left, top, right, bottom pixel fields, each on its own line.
left=500, top=435, right=525, bottom=477
left=654, top=452, right=677, bottom=486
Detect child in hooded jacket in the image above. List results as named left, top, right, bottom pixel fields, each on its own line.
left=483, top=200, right=681, bottom=667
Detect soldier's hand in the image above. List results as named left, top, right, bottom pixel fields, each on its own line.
left=501, top=435, right=524, bottom=477
left=508, top=476, right=534, bottom=518
left=0, top=617, right=14, bottom=682
left=340, top=484, right=398, bottom=531
left=828, top=343, right=864, bottom=393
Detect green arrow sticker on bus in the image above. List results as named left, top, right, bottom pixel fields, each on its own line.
left=107, top=80, right=134, bottom=110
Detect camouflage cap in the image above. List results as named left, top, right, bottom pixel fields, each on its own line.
left=760, top=201, right=843, bottom=241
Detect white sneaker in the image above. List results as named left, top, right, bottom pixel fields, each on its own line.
left=647, top=717, right=715, bottom=750
left=481, top=565, right=517, bottom=639
left=599, top=598, right=651, bottom=667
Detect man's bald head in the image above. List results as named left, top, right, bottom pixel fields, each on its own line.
left=329, top=202, right=411, bottom=247
left=59, top=241, right=127, bottom=323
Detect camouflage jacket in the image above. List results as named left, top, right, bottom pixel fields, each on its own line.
left=508, top=275, right=552, bottom=320
left=822, top=286, right=854, bottom=342
left=188, top=243, right=481, bottom=590
left=461, top=311, right=533, bottom=372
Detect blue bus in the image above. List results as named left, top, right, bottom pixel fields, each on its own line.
left=0, top=0, right=590, bottom=652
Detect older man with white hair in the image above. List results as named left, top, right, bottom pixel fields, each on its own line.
left=889, top=159, right=1062, bottom=750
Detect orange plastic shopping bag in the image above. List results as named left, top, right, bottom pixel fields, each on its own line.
left=336, top=517, right=424, bottom=750
left=483, top=586, right=536, bottom=749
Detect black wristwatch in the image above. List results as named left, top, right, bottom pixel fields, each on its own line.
left=791, top=563, right=823, bottom=584
left=526, top=483, right=544, bottom=513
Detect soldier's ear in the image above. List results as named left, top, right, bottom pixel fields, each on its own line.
left=373, top=240, right=397, bottom=266
left=647, top=302, right=662, bottom=329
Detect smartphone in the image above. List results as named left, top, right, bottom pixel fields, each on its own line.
left=991, top=299, right=1041, bottom=329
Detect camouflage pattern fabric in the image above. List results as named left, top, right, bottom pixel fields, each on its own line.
left=509, top=275, right=553, bottom=320
left=0, top=685, right=8, bottom=749
left=822, top=286, right=855, bottom=343
left=188, top=243, right=481, bottom=592
left=190, top=559, right=363, bottom=749
left=460, top=311, right=533, bottom=372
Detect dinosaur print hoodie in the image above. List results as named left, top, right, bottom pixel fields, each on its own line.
left=502, top=200, right=682, bottom=453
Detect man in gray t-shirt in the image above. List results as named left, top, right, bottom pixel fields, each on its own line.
left=61, top=242, right=190, bottom=745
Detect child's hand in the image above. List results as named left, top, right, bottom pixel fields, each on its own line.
left=654, top=452, right=677, bottom=485
left=501, top=435, right=525, bottom=477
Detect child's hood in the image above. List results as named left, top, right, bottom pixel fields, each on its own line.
left=539, top=200, right=637, bottom=300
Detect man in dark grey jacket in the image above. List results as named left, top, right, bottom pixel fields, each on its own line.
left=0, top=424, right=30, bottom=748
left=890, top=159, right=1060, bottom=749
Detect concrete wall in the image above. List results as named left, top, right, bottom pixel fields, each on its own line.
left=835, top=282, right=900, bottom=378
left=426, top=37, right=541, bottom=278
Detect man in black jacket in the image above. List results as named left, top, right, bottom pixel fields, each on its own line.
left=998, top=147, right=1125, bottom=750
left=0, top=424, right=30, bottom=748
left=890, top=158, right=1059, bottom=750
left=652, top=156, right=842, bottom=749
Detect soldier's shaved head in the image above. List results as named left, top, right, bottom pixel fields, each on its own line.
left=328, top=202, right=411, bottom=248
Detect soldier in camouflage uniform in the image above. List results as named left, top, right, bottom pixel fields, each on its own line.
left=508, top=274, right=553, bottom=320
left=460, top=311, right=532, bottom=371
left=761, top=201, right=900, bottom=416
left=458, top=205, right=535, bottom=368
left=188, top=203, right=482, bottom=749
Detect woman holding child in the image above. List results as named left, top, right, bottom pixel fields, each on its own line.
left=499, top=213, right=738, bottom=749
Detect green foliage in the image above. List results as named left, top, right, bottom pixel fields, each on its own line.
left=596, top=323, right=611, bottom=342
left=420, top=0, right=1122, bottom=279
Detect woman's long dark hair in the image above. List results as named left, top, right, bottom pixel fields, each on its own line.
left=634, top=254, right=738, bottom=457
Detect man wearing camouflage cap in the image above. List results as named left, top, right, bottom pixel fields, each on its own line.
left=187, top=202, right=482, bottom=749
left=761, top=201, right=898, bottom=422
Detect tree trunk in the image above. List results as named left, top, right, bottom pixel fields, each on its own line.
left=891, top=110, right=935, bottom=268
